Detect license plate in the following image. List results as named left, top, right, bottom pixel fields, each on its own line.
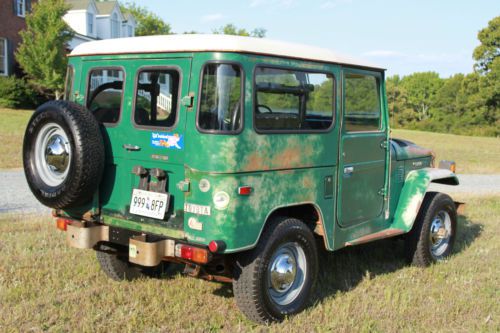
left=129, top=189, right=169, bottom=219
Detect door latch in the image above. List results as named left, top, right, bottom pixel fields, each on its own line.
left=181, top=93, right=194, bottom=108
left=380, top=140, right=389, bottom=150
left=378, top=188, right=387, bottom=196
left=123, top=144, right=141, bottom=151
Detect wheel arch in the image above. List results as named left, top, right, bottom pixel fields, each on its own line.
left=254, top=202, right=331, bottom=252
left=392, top=168, right=459, bottom=233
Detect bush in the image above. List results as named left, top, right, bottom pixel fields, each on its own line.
left=0, top=76, right=45, bottom=108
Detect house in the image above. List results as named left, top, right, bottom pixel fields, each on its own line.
left=0, top=0, right=37, bottom=76
left=64, top=0, right=136, bottom=50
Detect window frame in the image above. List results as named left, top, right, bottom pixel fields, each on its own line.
left=87, top=12, right=94, bottom=34
left=0, top=38, right=7, bottom=76
left=342, top=68, right=384, bottom=133
left=63, top=65, right=75, bottom=101
left=85, top=66, right=126, bottom=127
left=195, top=60, right=245, bottom=135
left=252, top=64, right=336, bottom=134
left=131, top=65, right=183, bottom=132
left=16, top=0, right=26, bottom=17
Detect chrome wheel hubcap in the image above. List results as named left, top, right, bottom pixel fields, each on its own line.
left=34, top=123, right=71, bottom=186
left=267, top=242, right=307, bottom=306
left=429, top=210, right=452, bottom=258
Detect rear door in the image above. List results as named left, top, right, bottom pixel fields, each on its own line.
left=82, top=57, right=192, bottom=231
left=337, top=68, right=387, bottom=228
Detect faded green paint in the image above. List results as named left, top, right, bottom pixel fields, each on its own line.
left=392, top=168, right=459, bottom=232
left=64, top=50, right=458, bottom=255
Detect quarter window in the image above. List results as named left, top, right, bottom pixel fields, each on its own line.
left=134, top=69, right=179, bottom=128
left=63, top=66, right=74, bottom=101
left=344, top=73, right=381, bottom=132
left=254, top=67, right=334, bottom=131
left=87, top=68, right=124, bottom=124
left=198, top=63, right=243, bottom=133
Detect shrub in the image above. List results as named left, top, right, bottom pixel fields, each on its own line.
left=0, top=76, right=45, bottom=108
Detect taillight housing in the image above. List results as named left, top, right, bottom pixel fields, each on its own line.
left=175, top=244, right=209, bottom=264
left=56, top=218, right=72, bottom=231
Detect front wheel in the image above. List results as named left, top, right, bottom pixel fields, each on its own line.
left=232, top=217, right=318, bottom=324
left=405, top=192, right=457, bottom=266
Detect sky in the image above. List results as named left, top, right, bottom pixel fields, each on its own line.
left=131, top=0, right=498, bottom=77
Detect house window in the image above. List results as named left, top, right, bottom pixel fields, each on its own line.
left=111, top=13, right=120, bottom=38
left=16, top=0, right=26, bottom=17
left=0, top=39, right=7, bottom=76
left=87, top=13, right=94, bottom=34
left=127, top=25, right=133, bottom=37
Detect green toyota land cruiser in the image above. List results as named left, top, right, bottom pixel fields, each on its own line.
left=23, top=34, right=461, bottom=324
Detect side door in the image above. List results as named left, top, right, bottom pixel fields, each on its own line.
left=82, top=57, right=192, bottom=230
left=337, top=68, right=387, bottom=228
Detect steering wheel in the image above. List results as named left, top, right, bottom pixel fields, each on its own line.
left=257, top=104, right=273, bottom=114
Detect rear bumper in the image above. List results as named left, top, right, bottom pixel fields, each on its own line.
left=64, top=221, right=208, bottom=267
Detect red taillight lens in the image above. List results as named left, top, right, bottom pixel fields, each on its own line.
left=56, top=218, right=71, bottom=231
left=176, top=244, right=209, bottom=264
left=208, top=240, right=226, bottom=253
left=238, top=186, right=252, bottom=196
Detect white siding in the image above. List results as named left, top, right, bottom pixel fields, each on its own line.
left=63, top=10, right=87, bottom=36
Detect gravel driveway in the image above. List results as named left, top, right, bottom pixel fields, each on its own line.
left=0, top=170, right=499, bottom=215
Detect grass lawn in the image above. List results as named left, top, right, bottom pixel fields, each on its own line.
left=0, top=108, right=499, bottom=174
left=0, top=108, right=33, bottom=169
left=0, top=194, right=498, bottom=332
left=392, top=129, right=500, bottom=174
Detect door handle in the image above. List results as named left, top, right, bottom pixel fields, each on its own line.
left=123, top=144, right=141, bottom=151
left=344, top=166, right=354, bottom=175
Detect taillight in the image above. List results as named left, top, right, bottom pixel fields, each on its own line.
left=208, top=240, right=226, bottom=253
left=175, top=244, right=209, bottom=264
left=56, top=218, right=72, bottom=231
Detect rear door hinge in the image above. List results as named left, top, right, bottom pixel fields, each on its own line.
left=181, top=92, right=194, bottom=108
left=380, top=140, right=389, bottom=150
left=177, top=179, right=190, bottom=192
left=378, top=187, right=387, bottom=196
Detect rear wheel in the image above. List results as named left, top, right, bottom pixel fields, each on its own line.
left=405, top=192, right=457, bottom=266
left=96, top=243, right=169, bottom=281
left=232, top=217, right=318, bottom=324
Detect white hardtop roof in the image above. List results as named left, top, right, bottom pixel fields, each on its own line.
left=70, top=34, right=383, bottom=70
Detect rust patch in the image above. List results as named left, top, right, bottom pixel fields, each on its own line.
left=345, top=228, right=404, bottom=246
left=245, top=152, right=267, bottom=171
left=302, top=176, right=314, bottom=188
left=275, top=147, right=301, bottom=169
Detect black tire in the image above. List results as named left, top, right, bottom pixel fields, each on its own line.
left=405, top=192, right=457, bottom=267
left=233, top=217, right=318, bottom=324
left=23, top=100, right=105, bottom=209
left=95, top=243, right=169, bottom=281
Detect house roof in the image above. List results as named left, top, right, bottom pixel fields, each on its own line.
left=70, top=34, right=383, bottom=70
left=66, top=0, right=92, bottom=10
left=94, top=1, right=118, bottom=15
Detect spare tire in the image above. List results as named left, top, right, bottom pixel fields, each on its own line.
left=23, top=100, right=105, bottom=209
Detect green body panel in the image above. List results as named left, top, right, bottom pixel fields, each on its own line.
left=65, top=50, right=456, bottom=254
left=392, top=168, right=459, bottom=232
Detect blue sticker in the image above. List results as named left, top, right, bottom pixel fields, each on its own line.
left=151, top=132, right=184, bottom=150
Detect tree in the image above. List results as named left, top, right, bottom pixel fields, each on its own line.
left=473, top=16, right=500, bottom=74
left=400, top=72, right=443, bottom=121
left=120, top=3, right=171, bottom=36
left=213, top=24, right=266, bottom=38
left=16, top=0, right=73, bottom=99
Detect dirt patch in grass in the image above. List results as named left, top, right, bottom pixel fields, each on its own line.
left=0, top=195, right=498, bottom=332
left=0, top=108, right=33, bottom=169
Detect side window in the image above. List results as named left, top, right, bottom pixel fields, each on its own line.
left=254, top=67, right=334, bottom=132
left=63, top=66, right=74, bottom=101
left=344, top=73, right=381, bottom=132
left=134, top=69, right=179, bottom=128
left=198, top=63, right=243, bottom=133
left=87, top=68, right=124, bottom=124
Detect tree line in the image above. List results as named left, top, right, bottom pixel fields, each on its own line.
left=5, top=1, right=499, bottom=137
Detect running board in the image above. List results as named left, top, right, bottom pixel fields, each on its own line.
left=345, top=228, right=405, bottom=246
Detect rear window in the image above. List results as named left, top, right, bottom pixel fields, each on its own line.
left=133, top=69, right=179, bottom=128
left=254, top=67, right=334, bottom=132
left=87, top=68, right=124, bottom=124
left=197, top=63, right=243, bottom=133
left=344, top=73, right=381, bottom=132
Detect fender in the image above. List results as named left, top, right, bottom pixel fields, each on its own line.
left=392, top=168, right=459, bottom=232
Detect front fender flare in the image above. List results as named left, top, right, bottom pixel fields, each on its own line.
left=392, top=168, right=459, bottom=232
